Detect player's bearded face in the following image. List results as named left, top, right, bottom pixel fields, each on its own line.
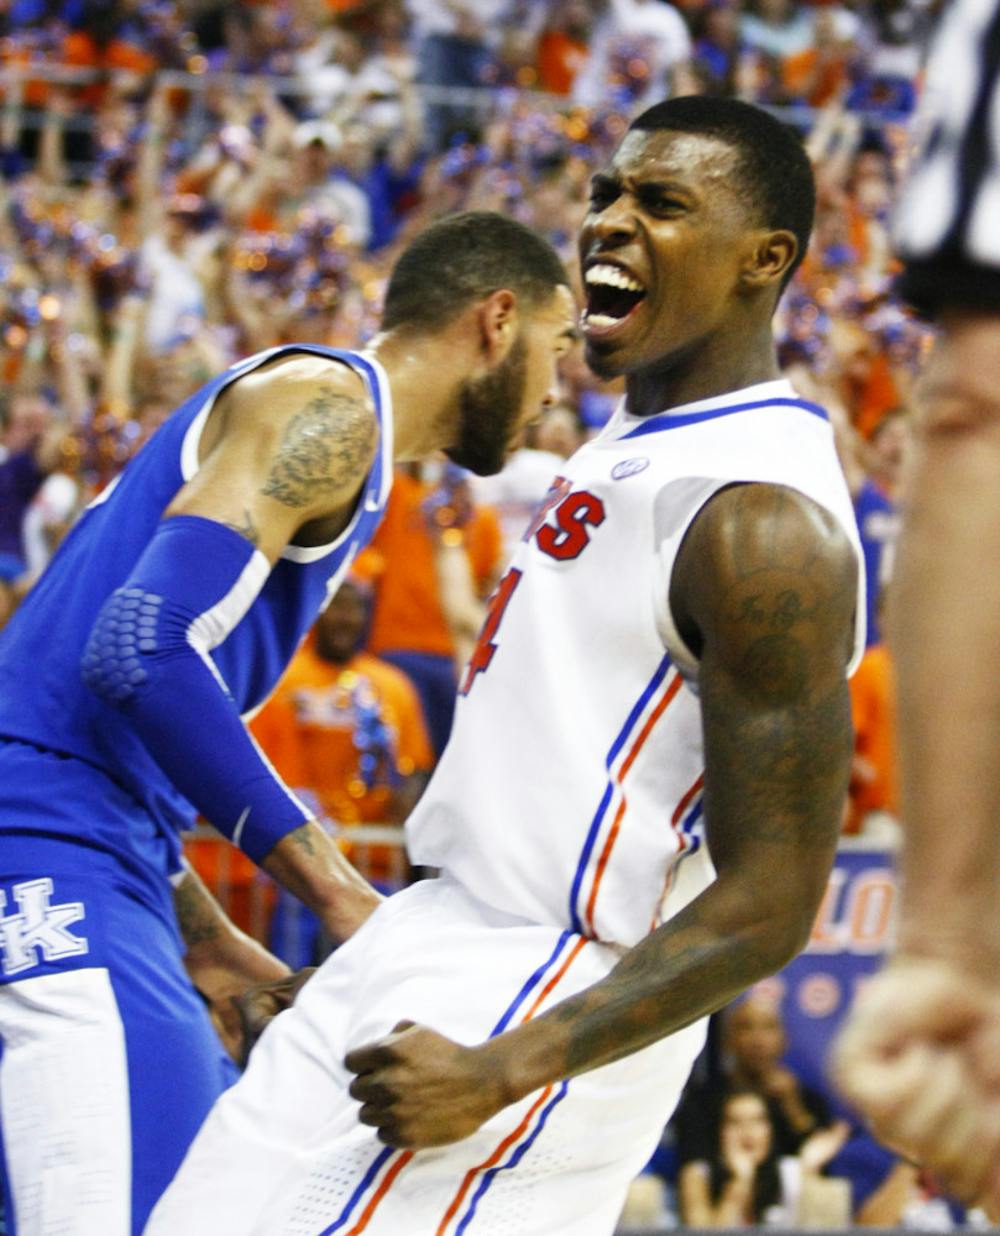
left=448, top=333, right=528, bottom=476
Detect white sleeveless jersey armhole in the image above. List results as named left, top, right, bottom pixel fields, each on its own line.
left=652, top=475, right=867, bottom=687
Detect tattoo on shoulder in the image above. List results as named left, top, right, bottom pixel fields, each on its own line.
left=222, top=509, right=260, bottom=547
left=287, top=822, right=316, bottom=857
left=261, top=388, right=376, bottom=510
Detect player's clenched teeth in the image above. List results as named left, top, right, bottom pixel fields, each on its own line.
left=582, top=262, right=647, bottom=331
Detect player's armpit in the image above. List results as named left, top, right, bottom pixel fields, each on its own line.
left=165, top=355, right=378, bottom=563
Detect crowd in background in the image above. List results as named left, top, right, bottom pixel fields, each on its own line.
left=0, top=0, right=952, bottom=1228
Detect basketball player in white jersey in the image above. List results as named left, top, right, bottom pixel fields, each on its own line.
left=147, top=97, right=863, bottom=1236
left=834, top=0, right=1000, bottom=1215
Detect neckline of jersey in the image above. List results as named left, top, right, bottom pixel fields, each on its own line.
left=603, top=380, right=828, bottom=443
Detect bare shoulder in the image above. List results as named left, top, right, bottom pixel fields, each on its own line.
left=221, top=354, right=379, bottom=511
left=671, top=483, right=857, bottom=685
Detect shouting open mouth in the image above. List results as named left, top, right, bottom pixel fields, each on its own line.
left=581, top=262, right=647, bottom=337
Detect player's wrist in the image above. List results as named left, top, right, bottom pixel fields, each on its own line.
left=185, top=928, right=289, bottom=1000
left=471, top=1037, right=526, bottom=1113
left=478, top=1023, right=562, bottom=1109
left=261, top=820, right=383, bottom=944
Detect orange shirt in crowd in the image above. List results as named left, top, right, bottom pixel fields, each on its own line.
left=782, top=48, right=848, bottom=108
left=251, top=643, right=433, bottom=826
left=854, top=352, right=901, bottom=441
left=251, top=643, right=433, bottom=884
left=845, top=642, right=898, bottom=834
left=186, top=646, right=431, bottom=924
left=538, top=30, right=589, bottom=94
left=355, top=468, right=503, bottom=659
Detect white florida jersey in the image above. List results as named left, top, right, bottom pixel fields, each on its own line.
left=407, top=379, right=866, bottom=949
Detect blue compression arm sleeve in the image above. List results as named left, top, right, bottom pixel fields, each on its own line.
left=81, top=515, right=311, bottom=862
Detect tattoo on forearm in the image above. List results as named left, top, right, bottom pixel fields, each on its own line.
left=222, top=509, right=260, bottom=547
left=174, top=876, right=223, bottom=949
left=261, top=388, right=376, bottom=509
left=541, top=917, right=765, bottom=1078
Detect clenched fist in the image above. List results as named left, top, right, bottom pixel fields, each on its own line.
left=832, top=957, right=1000, bottom=1215
left=345, top=1022, right=512, bottom=1149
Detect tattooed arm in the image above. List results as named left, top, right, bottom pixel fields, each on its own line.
left=150, top=355, right=385, bottom=940
left=174, top=861, right=290, bottom=1060
left=166, top=353, right=379, bottom=560
left=344, top=483, right=857, bottom=1147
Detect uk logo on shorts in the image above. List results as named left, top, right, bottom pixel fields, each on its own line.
left=0, top=878, right=88, bottom=977
left=611, top=458, right=649, bottom=481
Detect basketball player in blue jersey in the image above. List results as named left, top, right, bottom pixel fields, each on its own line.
left=148, top=100, right=863, bottom=1236
left=834, top=2, right=1000, bottom=1216
left=0, top=210, right=576, bottom=1235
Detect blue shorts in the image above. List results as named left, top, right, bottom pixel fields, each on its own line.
left=0, top=742, right=238, bottom=1235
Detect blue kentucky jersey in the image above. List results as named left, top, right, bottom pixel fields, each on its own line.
left=0, top=344, right=393, bottom=853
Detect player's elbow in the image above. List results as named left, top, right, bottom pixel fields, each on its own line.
left=80, top=587, right=160, bottom=708
left=738, top=894, right=816, bottom=977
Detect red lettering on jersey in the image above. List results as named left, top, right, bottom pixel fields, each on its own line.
left=522, top=477, right=572, bottom=545
left=459, top=568, right=523, bottom=696
left=536, top=490, right=606, bottom=561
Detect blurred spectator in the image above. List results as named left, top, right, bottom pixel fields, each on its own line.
left=537, top=0, right=594, bottom=95
left=740, top=0, right=813, bottom=61
left=0, top=390, right=82, bottom=626
left=691, top=0, right=754, bottom=98
left=672, top=995, right=836, bottom=1186
left=845, top=600, right=899, bottom=837
left=854, top=407, right=910, bottom=645
left=140, top=192, right=214, bottom=352
left=575, top=0, right=697, bottom=108
left=781, top=7, right=855, bottom=107
left=251, top=576, right=433, bottom=847
left=355, top=462, right=502, bottom=757
left=535, top=400, right=586, bottom=458
left=680, top=1088, right=850, bottom=1226
left=202, top=576, right=436, bottom=967
left=408, top=0, right=505, bottom=147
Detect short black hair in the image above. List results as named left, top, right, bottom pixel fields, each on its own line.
left=381, top=211, right=568, bottom=332
left=629, top=97, right=815, bottom=293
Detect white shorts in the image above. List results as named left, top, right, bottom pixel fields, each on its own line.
left=146, top=877, right=706, bottom=1236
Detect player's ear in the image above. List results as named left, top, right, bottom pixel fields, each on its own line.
left=477, top=288, right=519, bottom=363
left=740, top=228, right=798, bottom=291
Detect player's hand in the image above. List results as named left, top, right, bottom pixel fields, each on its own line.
left=832, top=957, right=1000, bottom=1207
left=345, top=1022, right=509, bottom=1149
left=233, top=967, right=317, bottom=1067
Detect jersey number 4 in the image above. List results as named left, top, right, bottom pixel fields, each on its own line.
left=459, top=568, right=522, bottom=696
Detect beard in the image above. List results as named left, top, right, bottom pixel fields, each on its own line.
left=446, top=334, right=528, bottom=476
